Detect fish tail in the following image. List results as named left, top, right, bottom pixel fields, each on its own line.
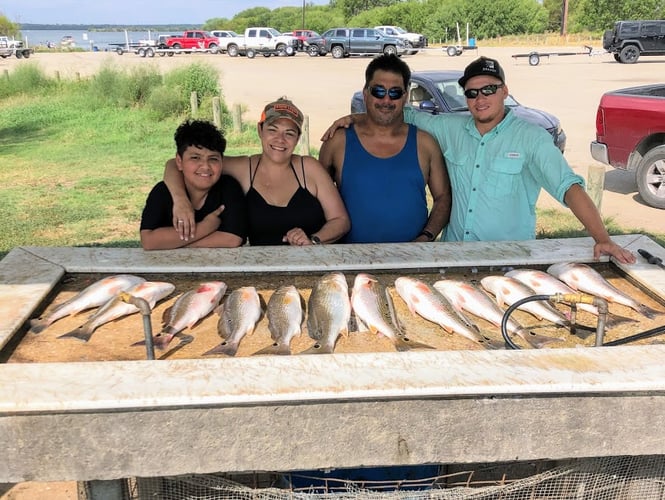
left=132, top=333, right=174, bottom=350
left=639, top=305, right=663, bottom=320
left=28, top=319, right=48, bottom=334
left=58, top=326, right=93, bottom=342
left=301, top=342, right=334, bottom=354
left=604, top=313, right=639, bottom=329
left=394, top=336, right=436, bottom=352
left=518, top=330, right=563, bottom=349
left=203, top=341, right=238, bottom=356
left=254, top=342, right=291, bottom=356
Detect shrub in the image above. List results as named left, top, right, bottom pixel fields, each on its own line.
left=163, top=62, right=220, bottom=105
left=0, top=63, right=55, bottom=98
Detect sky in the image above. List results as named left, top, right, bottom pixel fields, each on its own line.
left=4, top=0, right=329, bottom=25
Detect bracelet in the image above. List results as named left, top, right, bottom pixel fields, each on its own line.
left=419, top=230, right=435, bottom=242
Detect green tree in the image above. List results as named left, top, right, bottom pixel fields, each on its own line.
left=571, top=0, right=665, bottom=32
left=0, top=13, right=20, bottom=39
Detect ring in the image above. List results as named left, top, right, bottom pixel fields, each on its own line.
left=177, top=220, right=183, bottom=224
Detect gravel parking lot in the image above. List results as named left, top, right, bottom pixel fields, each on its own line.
left=2, top=47, right=664, bottom=234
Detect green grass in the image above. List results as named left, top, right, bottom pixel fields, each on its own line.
left=0, top=63, right=663, bottom=260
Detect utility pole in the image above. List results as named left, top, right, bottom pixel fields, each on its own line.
left=302, top=0, right=306, bottom=29
left=560, top=0, right=569, bottom=36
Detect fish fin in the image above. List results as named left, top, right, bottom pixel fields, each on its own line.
left=394, top=336, right=436, bottom=352
left=28, top=319, right=48, bottom=334
left=58, top=326, right=93, bottom=342
left=203, top=341, right=238, bottom=356
left=354, top=315, right=367, bottom=333
left=254, top=342, right=291, bottom=356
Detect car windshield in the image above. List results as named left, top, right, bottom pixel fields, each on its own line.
left=228, top=31, right=239, bottom=37
left=268, top=28, right=281, bottom=37
left=433, top=79, right=519, bottom=111
left=394, top=27, right=407, bottom=34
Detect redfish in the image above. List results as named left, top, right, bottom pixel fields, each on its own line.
left=255, top=285, right=303, bottom=356
left=29, top=274, right=145, bottom=334
left=205, top=286, right=262, bottom=356
left=303, top=272, right=351, bottom=354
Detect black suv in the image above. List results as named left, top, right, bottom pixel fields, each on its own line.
left=603, top=20, right=665, bottom=63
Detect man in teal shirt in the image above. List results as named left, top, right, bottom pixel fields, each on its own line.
left=401, top=57, right=634, bottom=263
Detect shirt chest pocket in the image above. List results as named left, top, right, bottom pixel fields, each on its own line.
left=486, top=158, right=524, bottom=198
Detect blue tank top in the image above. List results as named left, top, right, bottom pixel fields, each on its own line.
left=340, top=124, right=427, bottom=243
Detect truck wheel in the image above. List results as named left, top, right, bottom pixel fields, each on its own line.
left=22, top=49, right=31, bottom=58
left=246, top=48, right=256, bottom=58
left=307, top=45, right=320, bottom=57
left=15, top=51, right=23, bottom=59
left=159, top=52, right=166, bottom=57
left=208, top=44, right=218, bottom=54
left=636, top=145, right=665, bottom=209
left=167, top=51, right=174, bottom=57
left=331, top=45, right=344, bottom=59
left=276, top=43, right=287, bottom=56
left=528, top=53, right=540, bottom=66
left=619, top=45, right=639, bottom=63
left=446, top=46, right=458, bottom=57
left=383, top=45, right=397, bottom=56
left=146, top=47, right=155, bottom=57
left=116, top=47, right=124, bottom=55
left=285, top=46, right=295, bottom=56
left=137, top=48, right=146, bottom=57
left=227, top=44, right=239, bottom=57
left=172, top=43, right=182, bottom=50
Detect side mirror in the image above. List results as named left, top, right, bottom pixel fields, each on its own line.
left=420, top=100, right=437, bottom=113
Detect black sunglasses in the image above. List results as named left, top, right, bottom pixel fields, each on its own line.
left=464, top=84, right=504, bottom=99
left=368, top=85, right=405, bottom=100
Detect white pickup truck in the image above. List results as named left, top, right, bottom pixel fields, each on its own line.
left=0, top=36, right=34, bottom=59
left=225, top=27, right=298, bottom=58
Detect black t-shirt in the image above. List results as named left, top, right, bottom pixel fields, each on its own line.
left=140, top=175, right=248, bottom=242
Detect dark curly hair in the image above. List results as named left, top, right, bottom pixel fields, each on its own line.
left=174, top=119, right=227, bottom=158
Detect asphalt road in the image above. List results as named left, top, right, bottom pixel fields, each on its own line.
left=2, top=46, right=664, bottom=234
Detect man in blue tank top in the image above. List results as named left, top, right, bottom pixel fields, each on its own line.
left=319, top=54, right=451, bottom=243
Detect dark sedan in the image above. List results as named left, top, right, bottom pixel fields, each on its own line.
left=351, top=70, right=566, bottom=152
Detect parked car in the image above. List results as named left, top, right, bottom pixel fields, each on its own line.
left=303, top=34, right=328, bottom=56
left=210, top=30, right=241, bottom=53
left=375, top=26, right=427, bottom=55
left=321, top=28, right=407, bottom=58
left=292, top=29, right=321, bottom=51
left=602, top=20, right=665, bottom=63
left=350, top=70, right=566, bottom=152
left=590, top=84, right=665, bottom=209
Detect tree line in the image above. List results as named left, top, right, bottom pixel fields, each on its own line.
left=3, top=1, right=664, bottom=44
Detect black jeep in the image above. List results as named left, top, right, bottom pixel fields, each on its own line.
left=603, top=20, right=665, bottom=63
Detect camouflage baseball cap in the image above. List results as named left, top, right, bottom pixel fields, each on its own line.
left=260, top=97, right=304, bottom=133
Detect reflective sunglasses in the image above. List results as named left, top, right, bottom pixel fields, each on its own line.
left=464, top=84, right=504, bottom=99
left=368, top=85, right=406, bottom=100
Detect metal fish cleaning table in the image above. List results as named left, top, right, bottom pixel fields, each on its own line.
left=1, top=235, right=665, bottom=496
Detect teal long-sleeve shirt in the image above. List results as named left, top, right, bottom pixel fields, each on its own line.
left=403, top=107, right=583, bottom=242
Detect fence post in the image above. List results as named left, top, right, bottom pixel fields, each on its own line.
left=55, top=70, right=60, bottom=81
left=3, top=69, right=8, bottom=80
left=587, top=164, right=606, bottom=210
left=300, top=114, right=310, bottom=156
left=190, top=92, right=199, bottom=117
left=232, top=103, right=242, bottom=133
left=212, top=97, right=222, bottom=129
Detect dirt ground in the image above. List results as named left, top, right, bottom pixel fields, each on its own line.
left=1, top=46, right=665, bottom=499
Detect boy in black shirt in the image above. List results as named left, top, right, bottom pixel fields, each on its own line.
left=140, top=120, right=247, bottom=250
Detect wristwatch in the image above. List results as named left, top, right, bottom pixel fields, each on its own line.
left=310, top=235, right=322, bottom=245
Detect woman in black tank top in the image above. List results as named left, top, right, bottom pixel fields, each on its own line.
left=163, top=97, right=350, bottom=246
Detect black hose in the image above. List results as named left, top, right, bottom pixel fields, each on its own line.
left=603, top=324, right=665, bottom=346
left=500, top=294, right=552, bottom=350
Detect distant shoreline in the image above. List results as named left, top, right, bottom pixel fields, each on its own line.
left=19, top=23, right=203, bottom=31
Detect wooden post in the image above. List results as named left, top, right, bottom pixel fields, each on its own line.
left=587, top=164, right=606, bottom=210
left=75, top=72, right=81, bottom=81
left=299, top=114, right=310, bottom=156
left=212, top=97, right=222, bottom=129
left=3, top=69, right=8, bottom=80
left=55, top=70, right=60, bottom=81
left=232, top=103, right=242, bottom=133
left=190, top=92, right=198, bottom=117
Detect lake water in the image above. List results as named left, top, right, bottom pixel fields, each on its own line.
left=21, top=29, right=177, bottom=50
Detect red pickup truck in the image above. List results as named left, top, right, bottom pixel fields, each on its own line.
left=591, top=84, right=665, bottom=209
left=163, top=30, right=219, bottom=52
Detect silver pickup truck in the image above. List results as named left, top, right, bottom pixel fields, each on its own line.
left=0, top=36, right=34, bottom=59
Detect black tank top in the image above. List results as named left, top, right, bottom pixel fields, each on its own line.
left=246, top=157, right=326, bottom=245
